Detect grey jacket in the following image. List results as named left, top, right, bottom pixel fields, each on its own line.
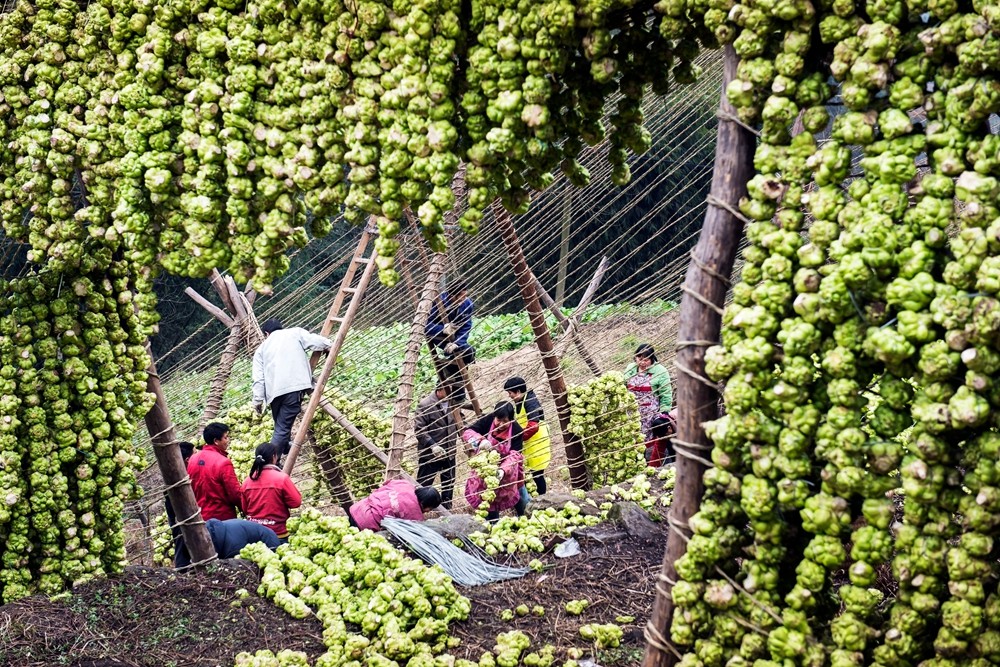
left=252, top=327, right=332, bottom=405
left=414, top=391, right=457, bottom=453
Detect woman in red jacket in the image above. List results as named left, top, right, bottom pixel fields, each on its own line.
left=241, top=443, right=303, bottom=542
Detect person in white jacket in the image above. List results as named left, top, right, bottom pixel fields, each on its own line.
left=252, top=319, right=332, bottom=455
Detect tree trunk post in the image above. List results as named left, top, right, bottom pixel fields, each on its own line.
left=493, top=205, right=589, bottom=490
left=642, top=45, right=754, bottom=667
left=385, top=252, right=446, bottom=481
left=143, top=347, right=216, bottom=567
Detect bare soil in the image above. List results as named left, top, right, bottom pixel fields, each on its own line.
left=1, top=525, right=667, bottom=667
left=0, top=561, right=324, bottom=667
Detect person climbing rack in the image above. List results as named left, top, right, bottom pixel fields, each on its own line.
left=251, top=319, right=332, bottom=455
left=425, top=280, right=474, bottom=403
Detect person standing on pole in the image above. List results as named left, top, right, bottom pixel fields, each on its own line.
left=251, top=319, right=332, bottom=456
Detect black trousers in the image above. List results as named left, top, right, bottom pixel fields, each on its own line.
left=270, top=391, right=303, bottom=455
left=417, top=453, right=456, bottom=509
left=530, top=469, right=547, bottom=495
left=434, top=345, right=475, bottom=403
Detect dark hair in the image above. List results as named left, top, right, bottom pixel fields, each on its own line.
left=493, top=400, right=515, bottom=422
left=415, top=486, right=442, bottom=511
left=249, top=442, right=280, bottom=480
left=503, top=376, right=527, bottom=394
left=203, top=422, right=229, bottom=445
left=262, top=319, right=283, bottom=335
left=635, top=343, right=658, bottom=364
left=178, top=441, right=195, bottom=464
left=448, top=280, right=468, bottom=294
left=650, top=413, right=676, bottom=438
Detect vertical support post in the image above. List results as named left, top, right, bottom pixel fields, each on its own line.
left=200, top=322, right=242, bottom=428
left=493, top=205, right=589, bottom=490
left=642, top=45, right=754, bottom=667
left=143, top=347, right=216, bottom=567
left=385, top=252, right=447, bottom=480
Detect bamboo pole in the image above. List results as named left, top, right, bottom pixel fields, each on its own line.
left=551, top=258, right=610, bottom=361
left=143, top=347, right=216, bottom=567
left=642, top=45, right=754, bottom=667
left=493, top=205, right=589, bottom=489
left=385, top=252, right=447, bottom=480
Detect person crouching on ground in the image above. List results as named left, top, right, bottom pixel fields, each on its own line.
left=462, top=400, right=527, bottom=521
left=647, top=410, right=677, bottom=468
left=241, top=442, right=303, bottom=543
left=175, top=518, right=280, bottom=568
left=348, top=480, right=442, bottom=532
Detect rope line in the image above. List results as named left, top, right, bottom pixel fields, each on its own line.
left=688, top=249, right=732, bottom=286
left=705, top=193, right=753, bottom=226
left=674, top=360, right=721, bottom=392
left=680, top=284, right=725, bottom=315
left=644, top=620, right=683, bottom=659
left=716, top=109, right=761, bottom=137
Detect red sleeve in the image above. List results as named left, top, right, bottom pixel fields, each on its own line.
left=522, top=420, right=539, bottom=441
left=222, top=461, right=243, bottom=513
left=283, top=475, right=303, bottom=510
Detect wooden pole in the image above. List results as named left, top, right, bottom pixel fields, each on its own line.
left=385, top=252, right=447, bottom=480
left=400, top=258, right=467, bottom=433
left=183, top=287, right=234, bottom=328
left=143, top=346, right=216, bottom=567
left=309, top=432, right=355, bottom=513
left=642, top=45, right=754, bottom=667
left=493, top=205, right=589, bottom=490
left=199, top=322, right=242, bottom=428
left=530, top=271, right=602, bottom=376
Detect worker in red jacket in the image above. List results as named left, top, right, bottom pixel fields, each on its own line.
left=241, top=442, right=302, bottom=542
left=188, top=422, right=243, bottom=521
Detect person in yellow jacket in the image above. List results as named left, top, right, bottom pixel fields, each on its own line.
left=504, top=377, right=551, bottom=495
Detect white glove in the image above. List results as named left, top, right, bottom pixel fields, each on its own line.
left=431, top=444, right=447, bottom=460
left=252, top=401, right=264, bottom=416
left=496, top=469, right=505, bottom=482
left=443, top=323, right=457, bottom=337
left=476, top=438, right=492, bottom=452
left=444, top=342, right=459, bottom=355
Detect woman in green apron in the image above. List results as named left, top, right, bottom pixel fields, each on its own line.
left=504, top=377, right=551, bottom=495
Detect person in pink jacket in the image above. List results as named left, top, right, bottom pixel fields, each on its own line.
left=463, top=401, right=526, bottom=521
left=348, top=480, right=442, bottom=532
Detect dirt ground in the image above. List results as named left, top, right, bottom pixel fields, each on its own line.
left=452, top=530, right=667, bottom=665
left=1, top=523, right=667, bottom=667
left=0, top=561, right=325, bottom=667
